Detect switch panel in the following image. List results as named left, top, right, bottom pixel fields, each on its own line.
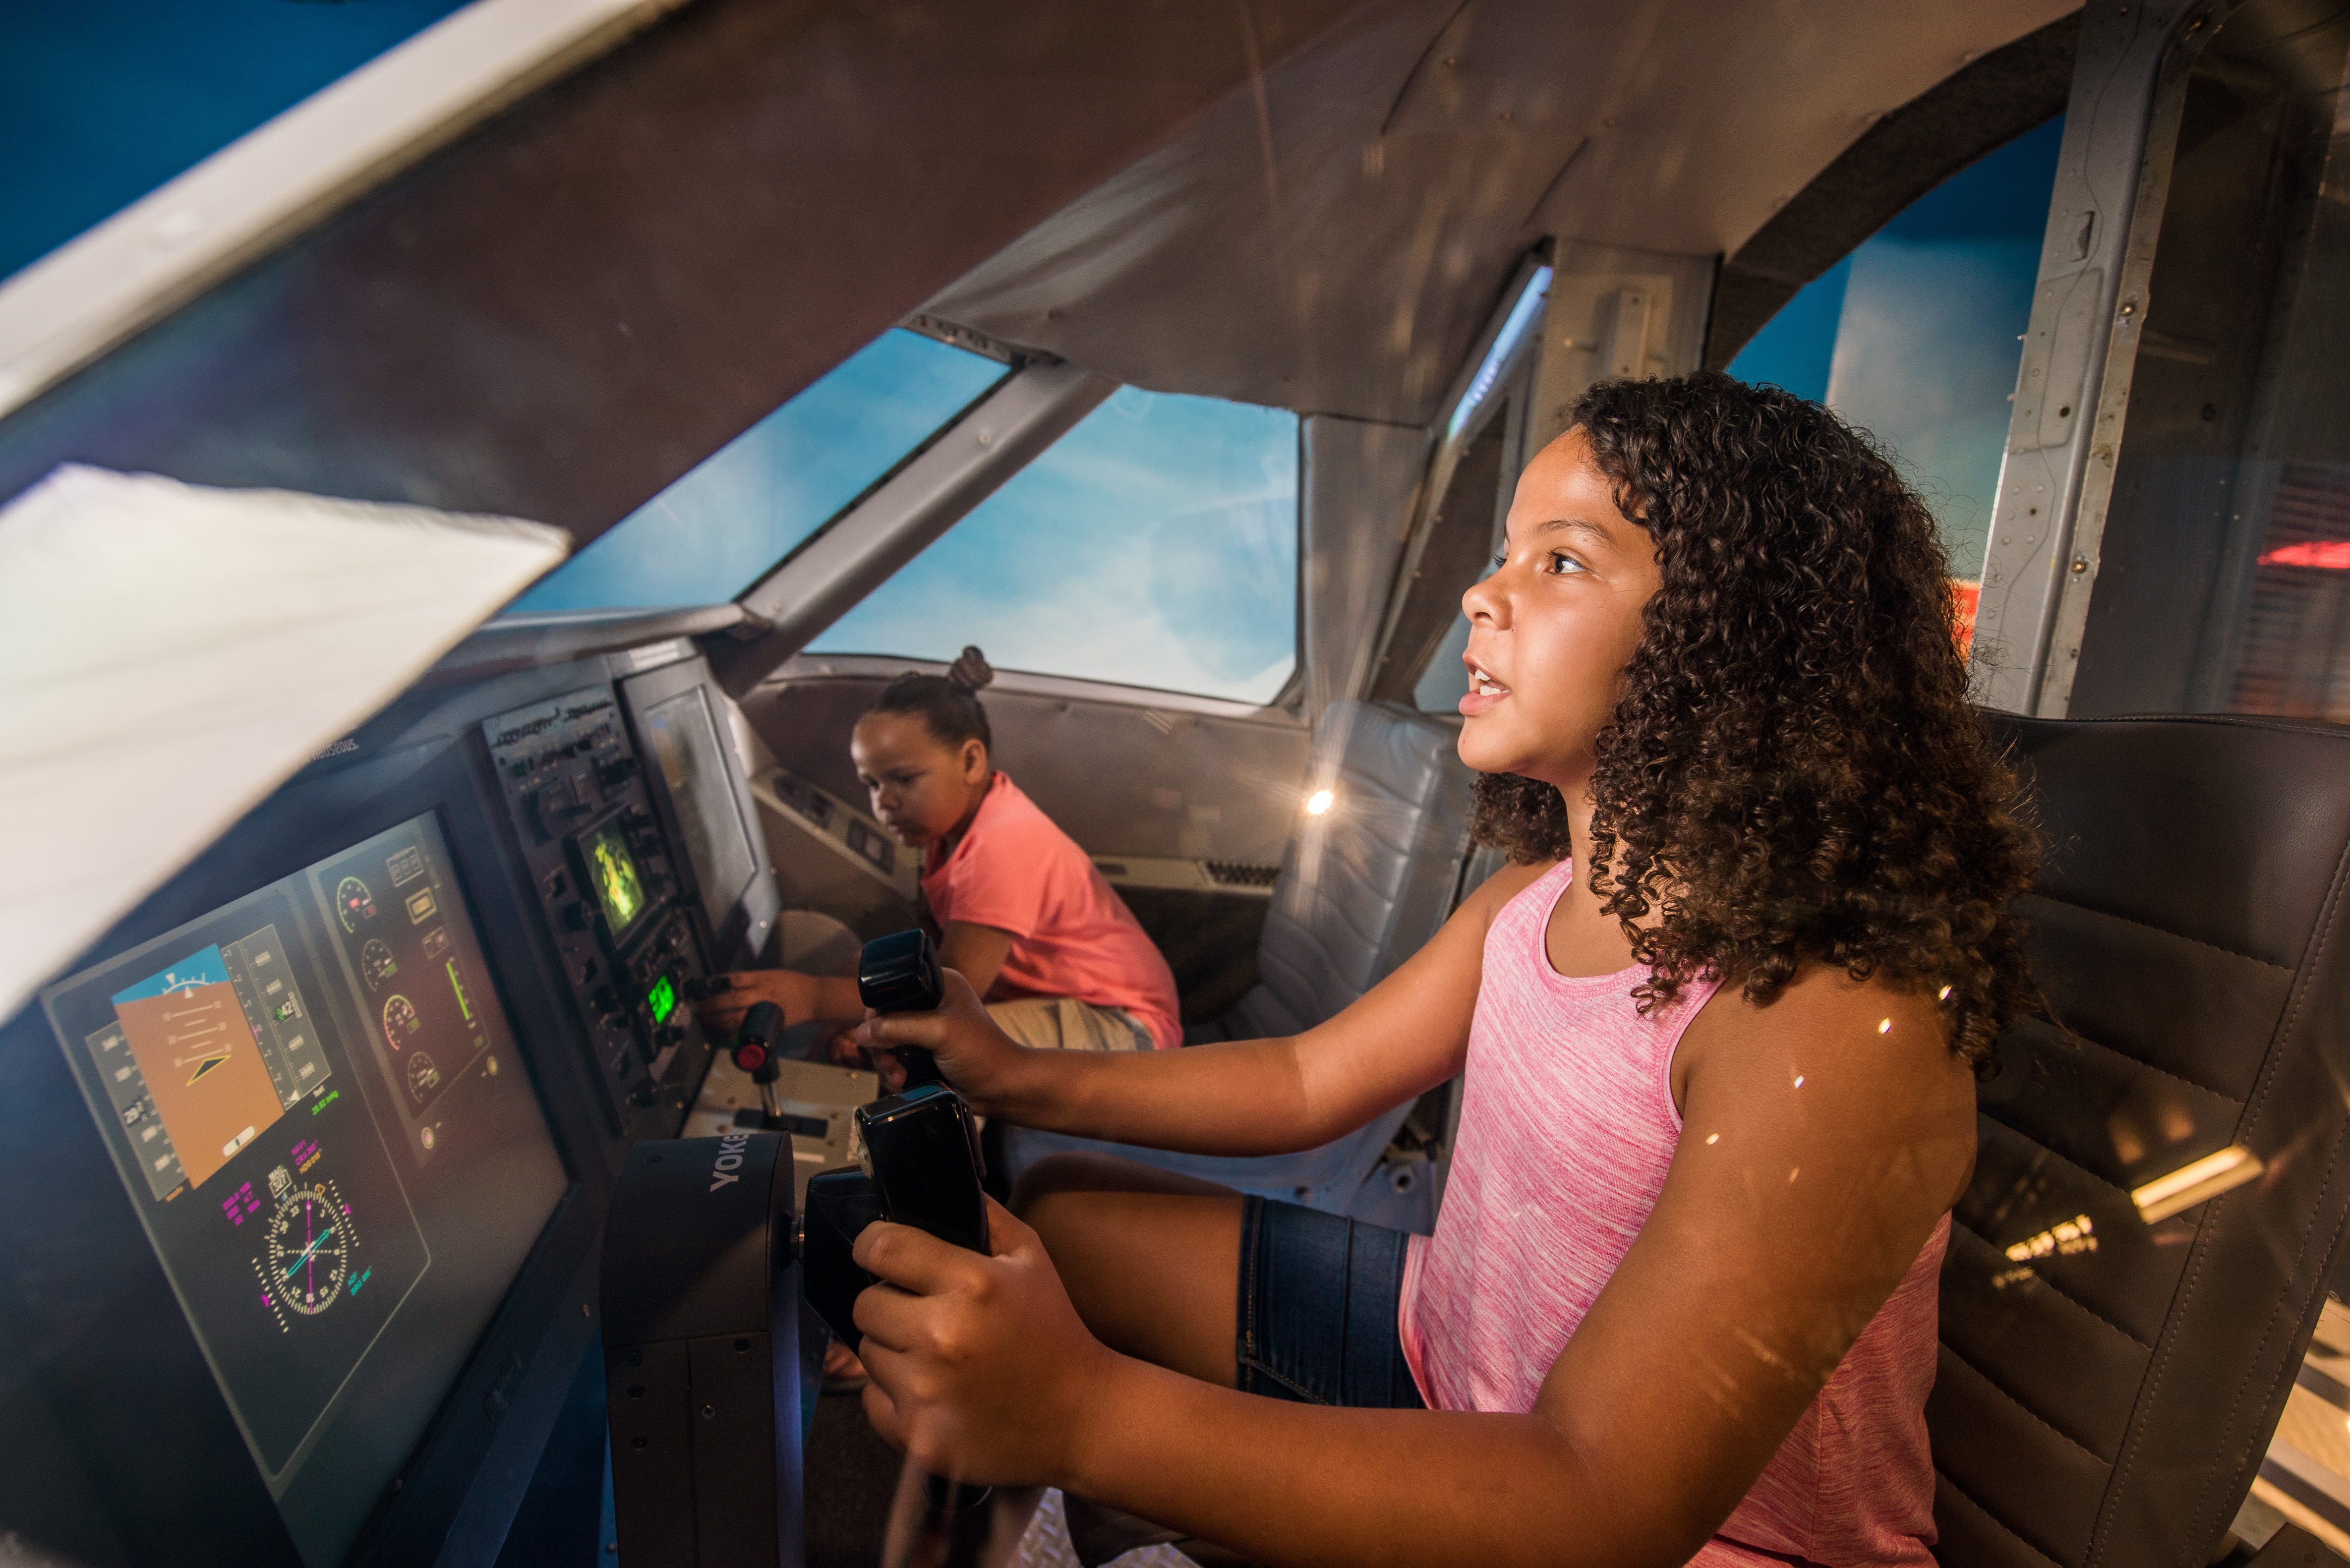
left=484, top=688, right=713, bottom=1133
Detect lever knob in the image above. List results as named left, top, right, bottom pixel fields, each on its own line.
left=732, top=1000, right=783, bottom=1075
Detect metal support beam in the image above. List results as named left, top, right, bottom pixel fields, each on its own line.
left=712, top=361, right=1114, bottom=695
left=1970, top=2, right=2222, bottom=715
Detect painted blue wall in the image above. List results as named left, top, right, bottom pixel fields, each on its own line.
left=1728, top=116, right=2065, bottom=576
left=2, top=0, right=472, bottom=282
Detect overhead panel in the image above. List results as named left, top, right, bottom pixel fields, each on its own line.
left=931, top=0, right=2070, bottom=427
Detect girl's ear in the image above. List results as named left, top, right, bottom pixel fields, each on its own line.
left=961, top=738, right=989, bottom=783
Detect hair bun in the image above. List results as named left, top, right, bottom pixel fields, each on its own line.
left=945, top=645, right=995, bottom=692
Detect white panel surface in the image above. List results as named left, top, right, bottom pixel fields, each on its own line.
left=0, top=466, right=568, bottom=1020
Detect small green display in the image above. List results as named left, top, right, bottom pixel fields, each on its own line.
left=647, top=974, right=677, bottom=1025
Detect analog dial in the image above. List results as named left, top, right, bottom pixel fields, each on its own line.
left=405, top=1050, right=442, bottom=1104
left=359, top=938, right=398, bottom=991
left=381, top=994, right=420, bottom=1044
left=336, top=876, right=376, bottom=933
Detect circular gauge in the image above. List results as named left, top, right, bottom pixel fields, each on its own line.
left=381, top=994, right=420, bottom=1045
left=405, top=1050, right=442, bottom=1104
left=336, top=876, right=376, bottom=932
left=359, top=938, right=398, bottom=991
left=266, top=1186, right=350, bottom=1315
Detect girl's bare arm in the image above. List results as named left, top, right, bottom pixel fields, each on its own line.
left=851, top=965, right=1975, bottom=1568
left=860, top=862, right=1546, bottom=1157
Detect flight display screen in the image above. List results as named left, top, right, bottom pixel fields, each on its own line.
left=581, top=815, right=648, bottom=937
left=640, top=687, right=760, bottom=935
left=42, top=812, right=568, bottom=1568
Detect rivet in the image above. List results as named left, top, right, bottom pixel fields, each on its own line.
left=2070, top=558, right=2088, bottom=575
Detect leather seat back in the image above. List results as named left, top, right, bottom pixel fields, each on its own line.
left=1002, top=700, right=1476, bottom=1212
left=1219, top=698, right=1478, bottom=1041
left=1934, top=714, right=2350, bottom=1568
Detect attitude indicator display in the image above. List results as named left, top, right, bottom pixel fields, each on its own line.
left=84, top=929, right=334, bottom=1200
left=42, top=809, right=568, bottom=1567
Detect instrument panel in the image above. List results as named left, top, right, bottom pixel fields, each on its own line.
left=5, top=631, right=787, bottom=1568
left=483, top=687, right=715, bottom=1132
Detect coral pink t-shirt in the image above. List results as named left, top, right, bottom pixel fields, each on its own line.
left=1399, top=859, right=1945, bottom=1567
left=921, top=772, right=1181, bottom=1050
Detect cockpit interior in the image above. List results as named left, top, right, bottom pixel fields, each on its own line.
left=5, top=2, right=2350, bottom=1567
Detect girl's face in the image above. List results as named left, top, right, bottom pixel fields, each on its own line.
left=850, top=712, right=990, bottom=849
left=1456, top=428, right=1662, bottom=791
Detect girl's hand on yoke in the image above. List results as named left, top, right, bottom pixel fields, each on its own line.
left=850, top=1195, right=1115, bottom=1488
left=856, top=969, right=1026, bottom=1106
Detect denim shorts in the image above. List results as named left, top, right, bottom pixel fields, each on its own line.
left=1234, top=1196, right=1427, bottom=1409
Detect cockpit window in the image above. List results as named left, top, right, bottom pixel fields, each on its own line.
left=1728, top=117, right=2065, bottom=589
left=808, top=386, right=1300, bottom=705
left=510, top=329, right=1007, bottom=613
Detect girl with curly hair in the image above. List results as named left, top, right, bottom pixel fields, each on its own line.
left=843, top=372, right=2039, bottom=1568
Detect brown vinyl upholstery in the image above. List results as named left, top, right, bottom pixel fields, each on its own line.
left=1932, top=714, right=2350, bottom=1567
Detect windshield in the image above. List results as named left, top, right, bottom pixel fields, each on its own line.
left=808, top=385, right=1300, bottom=705
left=510, top=328, right=1007, bottom=614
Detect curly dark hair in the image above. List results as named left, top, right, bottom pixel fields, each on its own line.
left=1471, top=372, right=2038, bottom=1068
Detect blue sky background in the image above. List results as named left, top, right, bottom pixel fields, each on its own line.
left=513, top=331, right=1006, bottom=612
left=2, top=0, right=470, bottom=281
left=1729, top=117, right=2064, bottom=578
left=812, top=388, right=1301, bottom=704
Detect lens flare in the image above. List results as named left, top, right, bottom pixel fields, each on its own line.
left=1306, top=789, right=1334, bottom=816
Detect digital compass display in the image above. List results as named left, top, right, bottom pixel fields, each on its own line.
left=253, top=1166, right=364, bottom=1328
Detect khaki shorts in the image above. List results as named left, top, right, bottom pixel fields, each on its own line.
left=986, top=995, right=1154, bottom=1053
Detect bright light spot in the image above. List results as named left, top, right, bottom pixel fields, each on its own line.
left=1793, top=1075, right=1805, bottom=1087
left=2132, top=1145, right=2263, bottom=1224
left=2261, top=539, right=2350, bottom=570
left=1705, top=1133, right=1719, bottom=1145
left=2005, top=1214, right=2097, bottom=1262
left=1305, top=789, right=1334, bottom=816
left=1788, top=1167, right=1801, bottom=1184
left=1448, top=266, right=1552, bottom=440
left=1938, top=985, right=1952, bottom=1001
left=1878, top=1018, right=1892, bottom=1034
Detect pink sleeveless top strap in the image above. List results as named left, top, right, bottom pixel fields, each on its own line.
left=1397, top=859, right=1946, bottom=1568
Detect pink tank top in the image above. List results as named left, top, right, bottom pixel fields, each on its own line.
left=1397, top=860, right=1945, bottom=1568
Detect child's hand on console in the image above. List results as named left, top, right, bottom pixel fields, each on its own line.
left=694, top=970, right=815, bottom=1040
left=850, top=1195, right=1120, bottom=1490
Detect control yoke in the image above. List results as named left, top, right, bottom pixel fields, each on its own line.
left=856, top=927, right=947, bottom=1087
left=602, top=931, right=997, bottom=1565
